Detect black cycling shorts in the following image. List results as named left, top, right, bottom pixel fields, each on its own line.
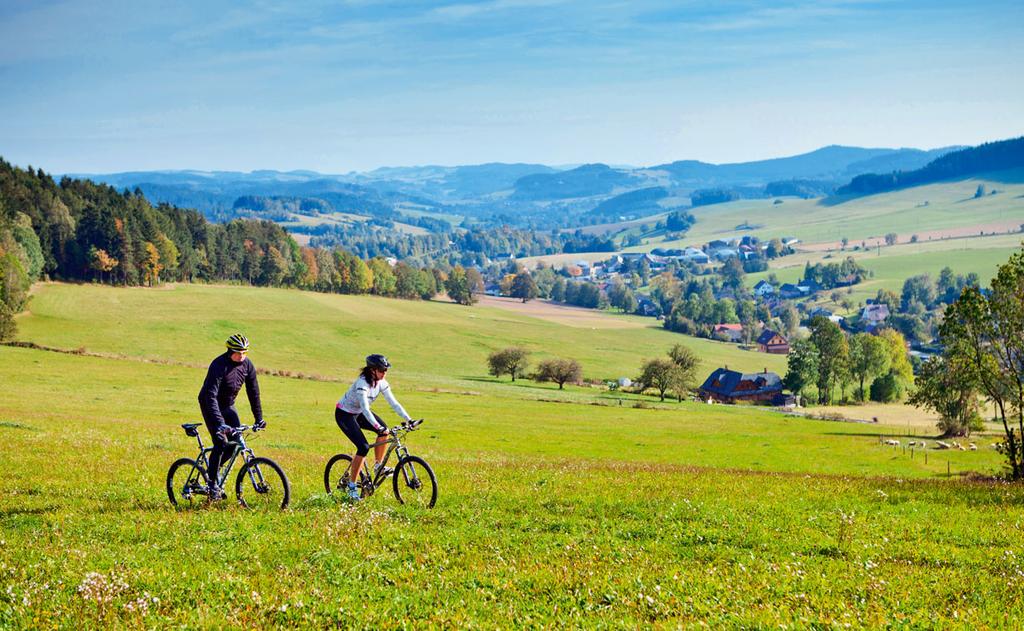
left=335, top=407, right=388, bottom=457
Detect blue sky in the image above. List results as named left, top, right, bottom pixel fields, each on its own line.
left=1, top=0, right=1022, bottom=173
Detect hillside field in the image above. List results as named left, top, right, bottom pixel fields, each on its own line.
left=655, top=170, right=1024, bottom=249
left=2, top=284, right=1023, bottom=627
left=747, top=233, right=1024, bottom=307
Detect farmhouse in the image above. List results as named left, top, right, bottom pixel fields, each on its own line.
left=699, top=367, right=784, bottom=403
left=779, top=283, right=807, bottom=299
left=861, top=303, right=890, bottom=325
left=753, top=280, right=775, bottom=297
left=756, top=329, right=790, bottom=354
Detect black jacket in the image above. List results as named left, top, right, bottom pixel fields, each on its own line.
left=198, top=352, right=262, bottom=430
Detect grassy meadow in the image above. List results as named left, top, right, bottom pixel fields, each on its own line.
left=657, top=170, right=1024, bottom=248
left=2, top=283, right=1023, bottom=627
left=747, top=233, right=1024, bottom=309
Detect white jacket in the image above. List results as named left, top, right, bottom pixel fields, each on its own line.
left=337, top=375, right=411, bottom=431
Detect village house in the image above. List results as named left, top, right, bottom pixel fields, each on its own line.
left=753, top=280, right=775, bottom=297
left=712, top=323, right=744, bottom=343
left=756, top=329, right=790, bottom=354
left=797, top=278, right=822, bottom=294
left=861, top=303, right=890, bottom=326
left=778, top=283, right=807, bottom=300
left=680, top=247, right=710, bottom=265
left=699, top=367, right=784, bottom=404
left=635, top=296, right=660, bottom=317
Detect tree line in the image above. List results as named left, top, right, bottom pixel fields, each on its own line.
left=838, top=136, right=1023, bottom=195
left=0, top=160, right=459, bottom=339
left=309, top=222, right=615, bottom=265
left=783, top=317, right=914, bottom=407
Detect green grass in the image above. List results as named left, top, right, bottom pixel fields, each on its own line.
left=2, top=283, right=1022, bottom=627
left=654, top=170, right=1024, bottom=248
left=748, top=235, right=1022, bottom=309
left=16, top=282, right=787, bottom=385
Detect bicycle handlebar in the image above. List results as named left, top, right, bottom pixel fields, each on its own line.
left=390, top=418, right=425, bottom=434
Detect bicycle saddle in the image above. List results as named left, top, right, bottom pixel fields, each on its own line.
left=181, top=423, right=201, bottom=437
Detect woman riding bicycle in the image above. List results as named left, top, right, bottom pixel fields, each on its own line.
left=335, top=354, right=414, bottom=502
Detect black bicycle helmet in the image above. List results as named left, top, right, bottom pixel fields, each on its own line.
left=226, top=333, right=250, bottom=352
left=365, top=354, right=391, bottom=370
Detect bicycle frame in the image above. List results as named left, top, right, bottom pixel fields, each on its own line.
left=363, top=431, right=414, bottom=488
left=190, top=428, right=257, bottom=488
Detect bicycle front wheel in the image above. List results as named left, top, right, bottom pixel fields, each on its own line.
left=166, top=458, right=207, bottom=509
left=392, top=455, right=437, bottom=509
left=236, top=457, right=290, bottom=510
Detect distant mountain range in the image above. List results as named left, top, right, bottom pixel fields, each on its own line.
left=69, top=142, right=992, bottom=228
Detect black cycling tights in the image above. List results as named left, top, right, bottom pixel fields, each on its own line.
left=204, top=406, right=240, bottom=487
left=335, top=407, right=387, bottom=457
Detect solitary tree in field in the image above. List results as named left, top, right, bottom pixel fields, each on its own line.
left=884, top=233, right=898, bottom=246
left=637, top=358, right=686, bottom=402
left=667, top=344, right=700, bottom=401
left=487, top=347, right=530, bottom=382
left=510, top=270, right=538, bottom=303
left=445, top=266, right=476, bottom=305
left=534, top=358, right=582, bottom=390
left=909, top=354, right=982, bottom=437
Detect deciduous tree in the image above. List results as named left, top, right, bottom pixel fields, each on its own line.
left=487, top=347, right=530, bottom=382
left=534, top=358, right=582, bottom=390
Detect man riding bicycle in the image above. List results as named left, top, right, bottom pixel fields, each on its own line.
left=198, top=333, right=265, bottom=499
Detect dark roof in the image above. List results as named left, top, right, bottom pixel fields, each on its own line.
left=699, top=368, right=783, bottom=397
left=757, top=329, right=786, bottom=345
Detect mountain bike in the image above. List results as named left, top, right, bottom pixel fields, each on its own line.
left=166, top=422, right=290, bottom=511
left=324, top=419, right=437, bottom=508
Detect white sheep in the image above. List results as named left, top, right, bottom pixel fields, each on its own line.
left=884, top=439, right=900, bottom=446
left=969, top=443, right=978, bottom=451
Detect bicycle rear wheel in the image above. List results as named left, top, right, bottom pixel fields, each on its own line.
left=166, top=458, right=207, bottom=509
left=392, top=455, right=437, bottom=509
left=235, top=457, right=290, bottom=510
left=324, top=453, right=373, bottom=498
left=324, top=453, right=355, bottom=494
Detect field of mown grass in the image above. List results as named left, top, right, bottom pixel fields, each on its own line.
left=2, top=283, right=1023, bottom=627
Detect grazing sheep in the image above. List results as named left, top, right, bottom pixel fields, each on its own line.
left=969, top=443, right=978, bottom=451
left=936, top=441, right=951, bottom=450
left=884, top=439, right=900, bottom=446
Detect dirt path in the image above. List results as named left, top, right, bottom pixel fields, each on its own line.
left=475, top=295, right=653, bottom=329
